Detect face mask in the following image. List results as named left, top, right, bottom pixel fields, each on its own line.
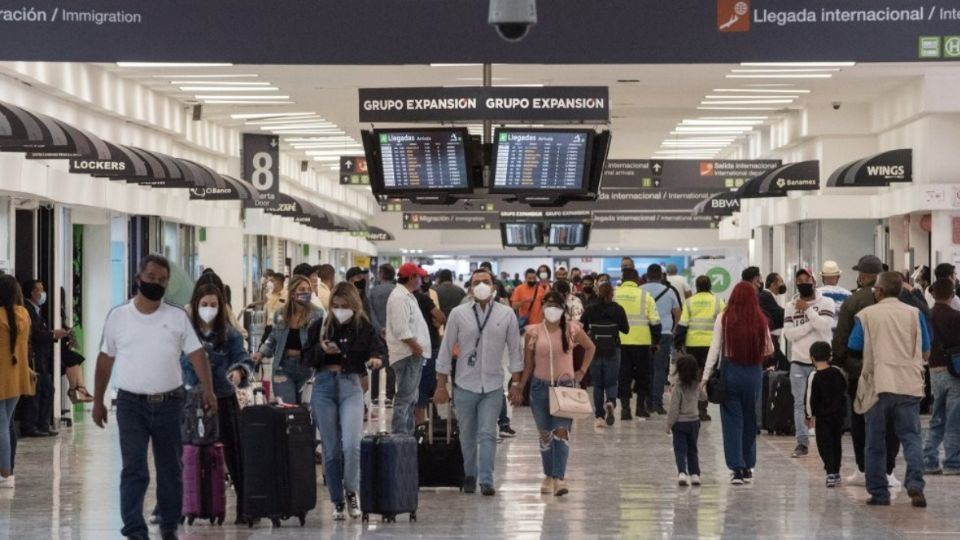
left=543, top=306, right=564, bottom=323
left=797, top=283, right=815, bottom=298
left=296, top=292, right=312, bottom=305
left=332, top=308, right=354, bottom=324
left=38, top=292, right=47, bottom=306
left=583, top=286, right=595, bottom=295
left=527, top=279, right=537, bottom=286
left=473, top=283, right=493, bottom=301
left=198, top=306, right=218, bottom=323
left=539, top=272, right=549, bottom=281
left=776, top=284, right=787, bottom=295
left=139, top=281, right=166, bottom=302
left=353, top=279, right=367, bottom=292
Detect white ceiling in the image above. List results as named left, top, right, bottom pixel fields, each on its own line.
left=102, top=61, right=960, bottom=170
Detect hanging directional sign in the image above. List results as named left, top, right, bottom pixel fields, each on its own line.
left=340, top=155, right=370, bottom=185
left=242, top=133, right=280, bottom=206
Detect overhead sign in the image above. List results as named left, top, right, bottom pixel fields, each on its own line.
left=827, top=149, right=912, bottom=187
left=592, top=212, right=721, bottom=229
left=339, top=155, right=369, bottom=185
left=359, top=87, right=609, bottom=122
left=402, top=212, right=497, bottom=230
left=242, top=133, right=279, bottom=207
left=737, top=160, right=821, bottom=198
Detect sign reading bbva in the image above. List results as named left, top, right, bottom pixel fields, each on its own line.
left=0, top=1, right=957, bottom=64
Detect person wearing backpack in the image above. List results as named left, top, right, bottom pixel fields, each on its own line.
left=923, top=279, right=960, bottom=475
left=581, top=283, right=629, bottom=428
left=640, top=265, right=682, bottom=416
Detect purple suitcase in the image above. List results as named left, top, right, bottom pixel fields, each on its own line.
left=182, top=443, right=227, bottom=526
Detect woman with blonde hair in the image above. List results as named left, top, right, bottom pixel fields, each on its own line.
left=0, top=274, right=33, bottom=488
left=252, top=275, right=324, bottom=405
left=307, top=282, right=384, bottom=520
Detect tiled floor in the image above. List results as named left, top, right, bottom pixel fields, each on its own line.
left=2, top=403, right=958, bottom=539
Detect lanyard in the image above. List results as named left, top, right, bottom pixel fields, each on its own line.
left=473, top=303, right=494, bottom=350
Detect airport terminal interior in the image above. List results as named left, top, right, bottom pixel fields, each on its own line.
left=1, top=2, right=960, bottom=539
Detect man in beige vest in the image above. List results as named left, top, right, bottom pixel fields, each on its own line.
left=848, top=272, right=931, bottom=508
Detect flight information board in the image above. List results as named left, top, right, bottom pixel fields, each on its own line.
left=502, top=223, right=542, bottom=247
left=377, top=130, right=469, bottom=191
left=547, top=223, right=588, bottom=247
left=493, top=130, right=591, bottom=192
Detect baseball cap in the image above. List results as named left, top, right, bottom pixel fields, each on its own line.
left=821, top=260, right=842, bottom=277
left=795, top=267, right=814, bottom=280
left=397, top=262, right=428, bottom=279
left=345, top=267, right=368, bottom=280
left=852, top=255, right=884, bottom=274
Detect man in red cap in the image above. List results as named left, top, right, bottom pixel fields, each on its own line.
left=385, top=262, right=431, bottom=434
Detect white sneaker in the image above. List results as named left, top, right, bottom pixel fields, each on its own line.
left=540, top=477, right=555, bottom=494
left=845, top=470, right=865, bottom=486
left=0, top=475, right=14, bottom=489
left=345, top=492, right=361, bottom=519
left=690, top=474, right=701, bottom=486
left=332, top=503, right=346, bottom=521
left=887, top=473, right=901, bottom=489
left=594, top=417, right=606, bottom=428
left=678, top=473, right=689, bottom=487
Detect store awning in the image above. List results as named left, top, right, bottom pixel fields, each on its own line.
left=25, top=120, right=112, bottom=160
left=826, top=149, right=912, bottom=188
left=177, top=159, right=227, bottom=189
left=0, top=102, right=73, bottom=153
left=736, top=160, right=820, bottom=199
left=189, top=175, right=256, bottom=200
left=68, top=140, right=150, bottom=178
left=366, top=226, right=395, bottom=241
left=693, top=191, right=739, bottom=217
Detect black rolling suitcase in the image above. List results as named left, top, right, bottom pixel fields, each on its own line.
left=415, top=402, right=464, bottom=488
left=763, top=370, right=795, bottom=435
left=241, top=405, right=317, bottom=527
left=359, top=373, right=419, bottom=522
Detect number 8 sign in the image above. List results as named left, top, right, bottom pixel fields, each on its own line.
left=243, top=134, right=279, bottom=195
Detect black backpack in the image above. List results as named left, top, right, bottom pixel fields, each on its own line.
left=589, top=320, right=620, bottom=356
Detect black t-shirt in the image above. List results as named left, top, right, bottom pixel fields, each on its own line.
left=415, top=291, right=441, bottom=350
left=808, top=366, right=847, bottom=419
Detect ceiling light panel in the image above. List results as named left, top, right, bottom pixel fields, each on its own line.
left=231, top=112, right=316, bottom=119
left=726, top=74, right=833, bottom=79
left=704, top=95, right=798, bottom=100
left=117, top=62, right=233, bottom=67
left=154, top=74, right=258, bottom=79
left=180, top=86, right=280, bottom=91
left=172, top=81, right=271, bottom=86
left=203, top=100, right=294, bottom=105
left=196, top=95, right=290, bottom=99
left=697, top=106, right=781, bottom=110
left=740, top=62, right=855, bottom=67
left=713, top=88, right=810, bottom=93
left=731, top=68, right=841, bottom=73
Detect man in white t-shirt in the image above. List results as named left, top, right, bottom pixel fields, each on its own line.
left=93, top=254, right=216, bottom=540
left=666, top=264, right=692, bottom=300
left=925, top=263, right=960, bottom=311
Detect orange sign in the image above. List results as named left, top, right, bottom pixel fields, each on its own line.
left=699, top=162, right=715, bottom=176
left=717, top=0, right=751, bottom=32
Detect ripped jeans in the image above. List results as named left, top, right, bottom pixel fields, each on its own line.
left=529, top=378, right=574, bottom=480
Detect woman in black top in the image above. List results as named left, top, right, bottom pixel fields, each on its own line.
left=306, top=282, right=384, bottom=521
left=580, top=283, right=630, bottom=428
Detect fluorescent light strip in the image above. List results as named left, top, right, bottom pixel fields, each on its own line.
left=117, top=62, right=233, bottom=68
left=744, top=83, right=796, bottom=87
left=204, top=100, right=294, bottom=105
left=172, top=81, right=270, bottom=86
left=430, top=63, right=483, bottom=67
left=180, top=86, right=279, bottom=91
left=740, top=62, right=855, bottom=67
left=731, top=68, right=841, bottom=73
left=680, top=119, right=764, bottom=125
left=704, top=95, right=798, bottom=100
left=713, top=88, right=810, bottom=93
left=699, top=116, right=768, bottom=120
left=285, top=137, right=357, bottom=142
left=701, top=100, right=794, bottom=105
left=231, top=112, right=316, bottom=119
left=258, top=125, right=343, bottom=131
left=312, top=156, right=341, bottom=162
left=246, top=118, right=328, bottom=126
left=155, top=74, right=258, bottom=79
left=197, top=95, right=290, bottom=99
left=674, top=126, right=755, bottom=131
left=697, top=106, right=781, bottom=110
left=304, top=150, right=358, bottom=156
left=726, top=74, right=833, bottom=79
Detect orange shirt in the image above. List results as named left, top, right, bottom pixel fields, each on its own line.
left=511, top=282, right=549, bottom=325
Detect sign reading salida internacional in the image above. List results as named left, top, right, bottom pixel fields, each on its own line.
left=358, top=87, right=609, bottom=122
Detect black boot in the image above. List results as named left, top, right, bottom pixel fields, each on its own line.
left=620, top=399, right=632, bottom=421
left=636, top=399, right=650, bottom=419
left=698, top=400, right=711, bottom=421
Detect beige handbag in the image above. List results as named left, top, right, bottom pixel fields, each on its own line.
left=543, top=324, right=594, bottom=419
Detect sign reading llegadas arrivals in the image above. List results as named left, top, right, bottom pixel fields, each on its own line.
left=359, top=87, right=609, bottom=122
left=1, top=2, right=957, bottom=64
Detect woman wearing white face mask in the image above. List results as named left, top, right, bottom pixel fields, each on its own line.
left=181, top=283, right=253, bottom=523
left=513, top=291, right=596, bottom=497
left=306, top=282, right=384, bottom=520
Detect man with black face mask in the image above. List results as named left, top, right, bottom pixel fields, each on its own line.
left=782, top=268, right=836, bottom=458
left=759, top=272, right=787, bottom=369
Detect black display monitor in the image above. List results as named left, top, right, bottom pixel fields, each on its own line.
left=500, top=222, right=543, bottom=249
left=364, top=128, right=473, bottom=196
left=546, top=222, right=590, bottom=248
left=490, top=128, right=594, bottom=195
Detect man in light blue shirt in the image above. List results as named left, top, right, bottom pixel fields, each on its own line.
left=434, top=268, right=523, bottom=497
left=640, top=264, right=682, bottom=415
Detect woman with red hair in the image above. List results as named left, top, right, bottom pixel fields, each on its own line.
left=701, top=281, right=774, bottom=485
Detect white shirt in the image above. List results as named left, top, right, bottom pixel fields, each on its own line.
left=100, top=301, right=202, bottom=394
left=667, top=275, right=691, bottom=299
left=386, top=284, right=431, bottom=364
left=436, top=301, right=523, bottom=394
left=925, top=289, right=960, bottom=311
left=782, top=294, right=836, bottom=365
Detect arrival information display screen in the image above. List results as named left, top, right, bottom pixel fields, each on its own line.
left=378, top=130, right=469, bottom=191
left=503, top=223, right=542, bottom=247
left=493, top=130, right=590, bottom=192
left=548, top=223, right=588, bottom=246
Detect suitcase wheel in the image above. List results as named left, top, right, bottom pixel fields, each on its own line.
left=298, top=513, right=306, bottom=527
left=271, top=517, right=281, bottom=528
left=187, top=516, right=195, bottom=526
left=218, top=516, right=225, bottom=526
left=384, top=514, right=396, bottom=523
left=362, top=513, right=369, bottom=522
left=410, top=512, right=417, bottom=522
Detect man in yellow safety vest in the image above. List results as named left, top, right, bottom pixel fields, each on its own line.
left=614, top=267, right=662, bottom=421
left=676, top=275, right=725, bottom=421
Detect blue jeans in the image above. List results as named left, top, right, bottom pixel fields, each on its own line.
left=719, top=362, right=762, bottom=471
left=272, top=355, right=314, bottom=406
left=116, top=390, right=184, bottom=536
left=790, top=363, right=814, bottom=448
left=529, top=378, right=574, bottom=480
left=311, top=371, right=364, bottom=505
left=453, top=386, right=501, bottom=486
left=672, top=420, right=701, bottom=475
left=391, top=355, right=423, bottom=435
left=590, top=351, right=620, bottom=418
left=499, top=394, right=510, bottom=428
left=0, top=397, right=18, bottom=471
left=865, top=393, right=925, bottom=501
left=923, top=371, right=960, bottom=472
left=417, top=350, right=439, bottom=409
left=651, top=334, right=673, bottom=408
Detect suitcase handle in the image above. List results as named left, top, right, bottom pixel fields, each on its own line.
left=426, top=400, right=455, bottom=444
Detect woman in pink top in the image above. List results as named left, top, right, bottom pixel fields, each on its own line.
left=511, top=291, right=595, bottom=497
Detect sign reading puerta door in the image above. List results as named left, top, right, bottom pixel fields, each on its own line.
left=242, top=134, right=279, bottom=209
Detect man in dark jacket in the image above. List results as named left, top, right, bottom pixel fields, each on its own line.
left=833, top=255, right=900, bottom=487
left=759, top=273, right=786, bottom=369
left=17, top=279, right=68, bottom=436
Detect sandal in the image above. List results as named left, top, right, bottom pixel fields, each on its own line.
left=74, top=386, right=94, bottom=403
left=67, top=387, right=79, bottom=404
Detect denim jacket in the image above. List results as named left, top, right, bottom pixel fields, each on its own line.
left=259, top=306, right=325, bottom=361
left=181, top=327, right=253, bottom=398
